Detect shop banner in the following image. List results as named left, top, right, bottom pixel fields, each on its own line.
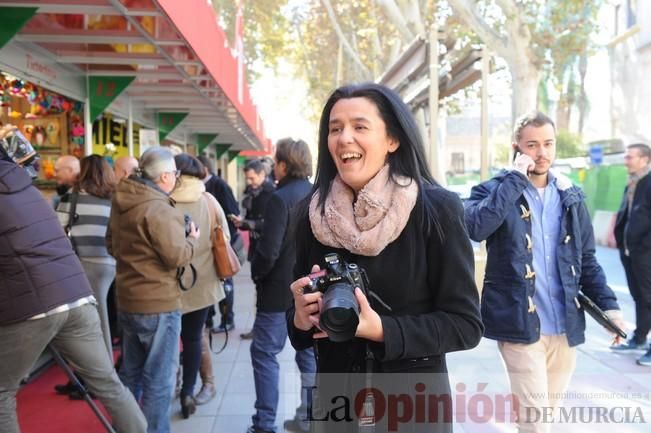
left=89, top=76, right=135, bottom=121
left=215, top=143, right=231, bottom=159
left=227, top=150, right=240, bottom=162
left=158, top=112, right=188, bottom=142
left=139, top=129, right=158, bottom=156
left=0, top=7, right=37, bottom=50
left=197, top=133, right=218, bottom=154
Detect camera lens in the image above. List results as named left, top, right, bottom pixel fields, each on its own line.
left=320, top=282, right=359, bottom=342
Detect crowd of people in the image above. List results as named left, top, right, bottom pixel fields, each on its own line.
left=0, top=82, right=649, bottom=433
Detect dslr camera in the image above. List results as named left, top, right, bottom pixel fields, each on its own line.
left=303, top=253, right=369, bottom=342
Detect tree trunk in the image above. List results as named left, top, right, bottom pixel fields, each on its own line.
left=577, top=51, right=588, bottom=135
left=556, top=96, right=570, bottom=131
left=509, top=60, right=540, bottom=123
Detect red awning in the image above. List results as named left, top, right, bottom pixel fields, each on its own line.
left=0, top=0, right=271, bottom=152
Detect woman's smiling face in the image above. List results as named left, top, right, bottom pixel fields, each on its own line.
left=327, top=97, right=399, bottom=192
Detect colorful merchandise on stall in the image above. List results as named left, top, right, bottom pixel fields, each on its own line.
left=0, top=71, right=86, bottom=185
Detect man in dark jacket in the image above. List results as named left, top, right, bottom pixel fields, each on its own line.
left=465, top=112, right=623, bottom=433
left=232, top=158, right=276, bottom=261
left=247, top=138, right=316, bottom=433
left=612, top=143, right=651, bottom=365
left=0, top=126, right=146, bottom=433
left=197, top=155, right=242, bottom=333
left=232, top=158, right=276, bottom=339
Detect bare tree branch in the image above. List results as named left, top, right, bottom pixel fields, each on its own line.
left=399, top=0, right=425, bottom=35
left=494, top=0, right=536, bottom=62
left=320, top=0, right=372, bottom=79
left=447, top=0, right=509, bottom=58
left=376, top=0, right=415, bottom=42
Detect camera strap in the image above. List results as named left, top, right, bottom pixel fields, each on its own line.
left=64, top=192, right=79, bottom=255
left=358, top=344, right=376, bottom=433
left=176, top=264, right=197, bottom=291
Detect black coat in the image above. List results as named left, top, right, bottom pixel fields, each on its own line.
left=240, top=180, right=275, bottom=260
left=287, top=184, right=483, bottom=373
left=204, top=174, right=240, bottom=241
left=615, top=173, right=651, bottom=255
left=0, top=160, right=92, bottom=324
left=251, top=177, right=311, bottom=312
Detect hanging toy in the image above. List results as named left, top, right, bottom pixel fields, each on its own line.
left=23, top=125, right=34, bottom=142
left=46, top=121, right=59, bottom=145
left=34, top=125, right=46, bottom=146
left=27, top=90, right=38, bottom=104
left=42, top=159, right=55, bottom=179
left=71, top=120, right=85, bottom=145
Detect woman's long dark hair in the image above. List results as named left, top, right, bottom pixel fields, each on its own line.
left=75, top=154, right=116, bottom=199
left=175, top=153, right=205, bottom=179
left=312, top=83, right=440, bottom=236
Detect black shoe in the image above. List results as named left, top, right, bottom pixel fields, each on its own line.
left=54, top=381, right=77, bottom=395
left=283, top=417, right=309, bottom=433
left=181, top=395, right=196, bottom=419
left=240, top=330, right=254, bottom=340
left=68, top=388, right=97, bottom=400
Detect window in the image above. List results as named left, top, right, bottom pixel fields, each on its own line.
left=627, top=0, right=637, bottom=27
left=451, top=152, right=465, bottom=174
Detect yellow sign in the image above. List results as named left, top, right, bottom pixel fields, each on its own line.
left=92, top=115, right=140, bottom=158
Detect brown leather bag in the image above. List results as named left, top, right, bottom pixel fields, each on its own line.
left=203, top=192, right=241, bottom=279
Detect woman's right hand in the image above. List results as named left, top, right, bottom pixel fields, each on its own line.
left=291, top=265, right=324, bottom=334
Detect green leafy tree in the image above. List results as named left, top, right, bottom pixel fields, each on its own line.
left=212, top=0, right=604, bottom=128
left=556, top=129, right=585, bottom=158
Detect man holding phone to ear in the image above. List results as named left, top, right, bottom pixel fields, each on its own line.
left=465, top=111, right=624, bottom=433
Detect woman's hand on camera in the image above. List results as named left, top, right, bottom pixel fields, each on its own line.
left=290, top=265, right=324, bottom=335
left=354, top=287, right=384, bottom=342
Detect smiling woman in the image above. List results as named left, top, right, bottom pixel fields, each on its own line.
left=286, top=83, right=484, bottom=433
left=327, top=97, right=400, bottom=193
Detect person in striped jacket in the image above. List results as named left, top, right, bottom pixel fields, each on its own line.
left=56, top=154, right=117, bottom=360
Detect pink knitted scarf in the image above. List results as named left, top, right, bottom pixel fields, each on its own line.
left=309, top=164, right=418, bottom=256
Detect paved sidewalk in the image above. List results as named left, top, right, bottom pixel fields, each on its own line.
left=171, top=246, right=651, bottom=433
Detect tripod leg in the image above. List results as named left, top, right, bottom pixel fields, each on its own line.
left=48, top=344, right=117, bottom=433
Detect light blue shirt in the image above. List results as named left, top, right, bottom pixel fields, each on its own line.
left=523, top=172, right=566, bottom=335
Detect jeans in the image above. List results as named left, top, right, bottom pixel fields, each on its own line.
left=250, top=312, right=316, bottom=432
left=218, top=277, right=234, bottom=325
left=0, top=304, right=146, bottom=433
left=180, top=307, right=210, bottom=398
left=118, top=310, right=181, bottom=433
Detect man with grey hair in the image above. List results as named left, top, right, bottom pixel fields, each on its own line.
left=107, top=146, right=200, bottom=433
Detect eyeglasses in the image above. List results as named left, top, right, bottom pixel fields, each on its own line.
left=162, top=169, right=180, bottom=179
